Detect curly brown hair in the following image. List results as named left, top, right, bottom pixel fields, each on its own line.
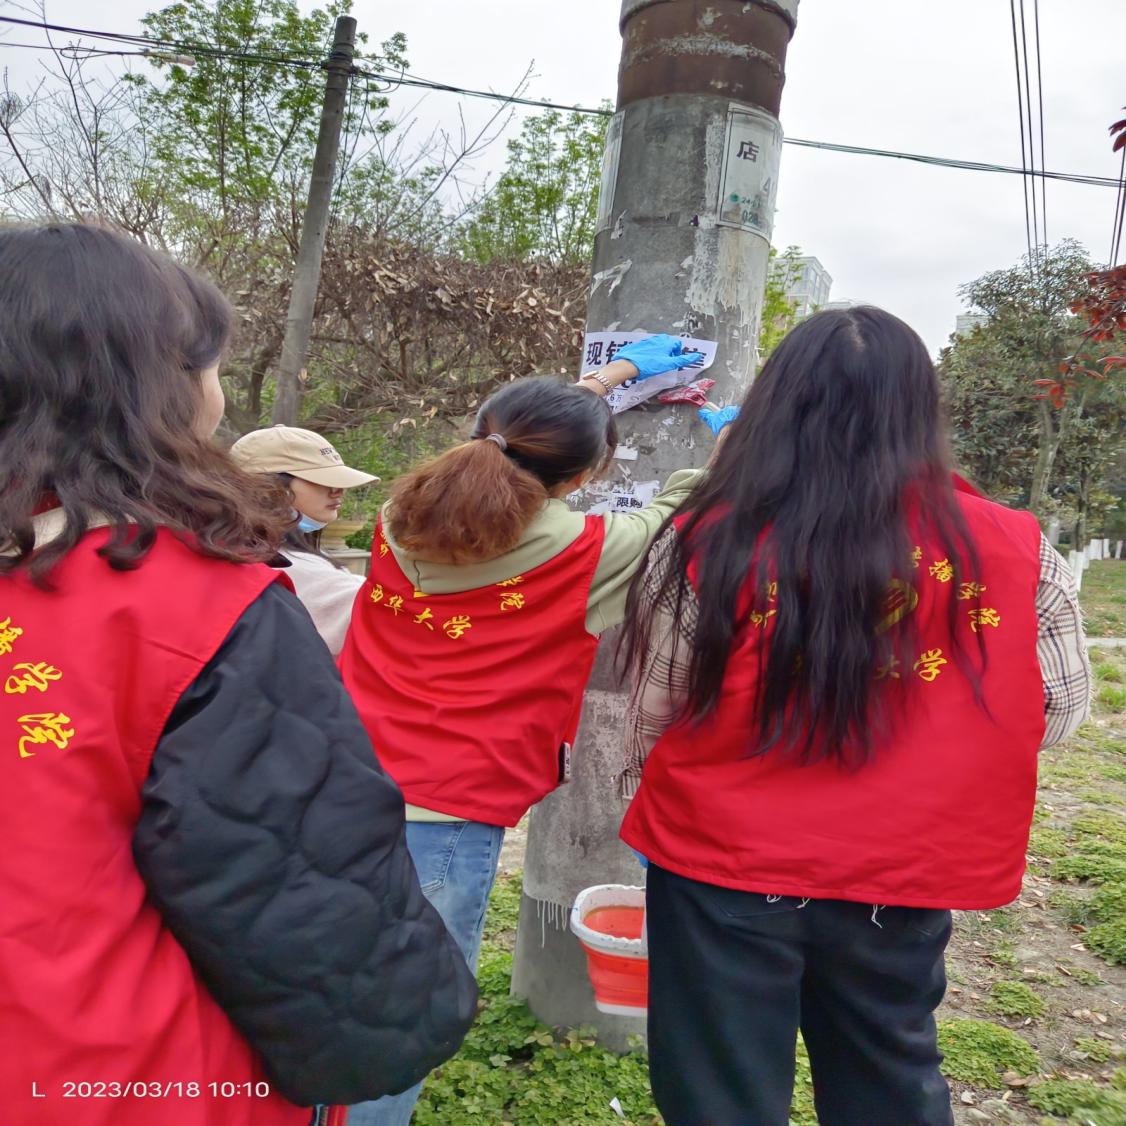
left=0, top=223, right=291, bottom=582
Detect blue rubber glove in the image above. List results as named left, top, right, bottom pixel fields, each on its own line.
left=698, top=405, right=739, bottom=435
left=614, top=334, right=703, bottom=381
left=631, top=849, right=650, bottom=869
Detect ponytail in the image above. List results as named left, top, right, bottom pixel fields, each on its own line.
left=388, top=440, right=549, bottom=563
left=388, top=376, right=617, bottom=565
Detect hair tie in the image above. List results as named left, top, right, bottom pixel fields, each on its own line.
left=483, top=433, right=508, bottom=452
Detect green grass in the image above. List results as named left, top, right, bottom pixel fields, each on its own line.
left=1027, top=1076, right=1126, bottom=1122
left=1075, top=1037, right=1115, bottom=1064
left=1029, top=826, right=1070, bottom=858
left=414, top=943, right=663, bottom=1126
left=1101, top=685, right=1126, bottom=712
left=986, top=980, right=1045, bottom=1019
left=1056, top=960, right=1105, bottom=987
left=935, top=1020, right=1039, bottom=1086
left=1051, top=851, right=1126, bottom=885
left=1081, top=561, right=1126, bottom=637
left=1087, top=918, right=1126, bottom=965
left=1041, top=695, right=1126, bottom=974
left=1096, top=661, right=1125, bottom=685
left=1049, top=888, right=1096, bottom=926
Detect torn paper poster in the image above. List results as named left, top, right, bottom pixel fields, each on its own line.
left=580, top=331, right=718, bottom=413
left=609, top=481, right=660, bottom=511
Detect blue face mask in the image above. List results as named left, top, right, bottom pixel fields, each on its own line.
left=297, top=514, right=328, bottom=533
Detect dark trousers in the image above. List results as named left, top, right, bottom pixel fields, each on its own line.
left=646, top=865, right=955, bottom=1126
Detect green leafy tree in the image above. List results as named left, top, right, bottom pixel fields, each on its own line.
left=941, top=242, right=1125, bottom=538
left=134, top=0, right=405, bottom=219
left=758, top=245, right=803, bottom=362
left=459, top=107, right=609, bottom=266
left=955, top=241, right=1103, bottom=519
left=938, top=324, right=1040, bottom=503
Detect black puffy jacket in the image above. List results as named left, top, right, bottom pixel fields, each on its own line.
left=132, top=582, right=477, bottom=1106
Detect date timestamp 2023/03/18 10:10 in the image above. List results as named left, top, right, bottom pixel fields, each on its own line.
left=32, top=1080, right=273, bottom=1099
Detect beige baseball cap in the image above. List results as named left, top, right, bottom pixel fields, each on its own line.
left=229, top=425, right=379, bottom=487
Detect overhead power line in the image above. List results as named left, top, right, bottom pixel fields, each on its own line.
left=1008, top=0, right=1035, bottom=275
left=1018, top=0, right=1041, bottom=257
left=1032, top=0, right=1048, bottom=245
left=1, top=14, right=1121, bottom=193
left=1111, top=146, right=1126, bottom=267
left=767, top=137, right=1116, bottom=190
left=0, top=14, right=321, bottom=69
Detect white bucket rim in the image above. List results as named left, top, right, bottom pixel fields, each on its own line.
left=570, top=883, right=648, bottom=958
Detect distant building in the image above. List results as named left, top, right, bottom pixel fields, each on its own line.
left=820, top=299, right=867, bottom=311
left=772, top=255, right=832, bottom=318
left=955, top=313, right=988, bottom=337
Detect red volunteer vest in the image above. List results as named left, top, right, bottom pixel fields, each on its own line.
left=339, top=518, right=606, bottom=827
left=0, top=529, right=307, bottom=1126
left=621, top=491, right=1046, bottom=910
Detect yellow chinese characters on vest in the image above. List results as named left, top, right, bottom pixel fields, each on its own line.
left=1, top=616, right=75, bottom=760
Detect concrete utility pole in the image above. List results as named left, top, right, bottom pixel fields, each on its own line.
left=272, top=16, right=357, bottom=426
left=511, top=0, right=799, bottom=1046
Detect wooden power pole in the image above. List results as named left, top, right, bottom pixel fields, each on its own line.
left=511, top=0, right=800, bottom=1046
left=272, top=15, right=357, bottom=426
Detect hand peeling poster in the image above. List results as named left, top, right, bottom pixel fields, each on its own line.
left=580, top=331, right=718, bottom=413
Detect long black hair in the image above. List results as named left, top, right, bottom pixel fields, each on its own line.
left=389, top=378, right=617, bottom=563
left=621, top=306, right=981, bottom=766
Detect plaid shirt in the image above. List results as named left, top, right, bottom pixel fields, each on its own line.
left=619, top=531, right=1091, bottom=798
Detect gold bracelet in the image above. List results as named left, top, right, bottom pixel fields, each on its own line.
left=579, top=371, right=615, bottom=395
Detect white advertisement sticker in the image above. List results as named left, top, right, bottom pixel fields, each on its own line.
left=716, top=106, right=783, bottom=240
left=595, top=112, right=624, bottom=233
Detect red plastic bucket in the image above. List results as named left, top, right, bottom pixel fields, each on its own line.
left=571, top=885, right=648, bottom=1017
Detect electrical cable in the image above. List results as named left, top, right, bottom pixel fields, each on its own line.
left=773, top=137, right=1117, bottom=189
left=1033, top=0, right=1048, bottom=245
left=1111, top=146, right=1126, bottom=267
left=1018, top=0, right=1041, bottom=259
left=1008, top=0, right=1035, bottom=275
left=0, top=14, right=322, bottom=70
left=2, top=15, right=1122, bottom=194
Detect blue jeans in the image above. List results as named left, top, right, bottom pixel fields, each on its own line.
left=346, top=819, right=505, bottom=1126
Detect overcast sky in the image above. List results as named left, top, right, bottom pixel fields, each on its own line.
left=3, top=0, right=1124, bottom=353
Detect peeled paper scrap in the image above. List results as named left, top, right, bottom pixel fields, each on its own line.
left=657, top=378, right=717, bottom=407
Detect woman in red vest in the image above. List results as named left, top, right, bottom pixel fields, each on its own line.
left=0, top=224, right=476, bottom=1126
left=619, top=306, right=1090, bottom=1125
left=339, top=341, right=727, bottom=1126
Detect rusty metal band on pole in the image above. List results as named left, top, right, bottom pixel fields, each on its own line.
left=618, top=0, right=796, bottom=113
